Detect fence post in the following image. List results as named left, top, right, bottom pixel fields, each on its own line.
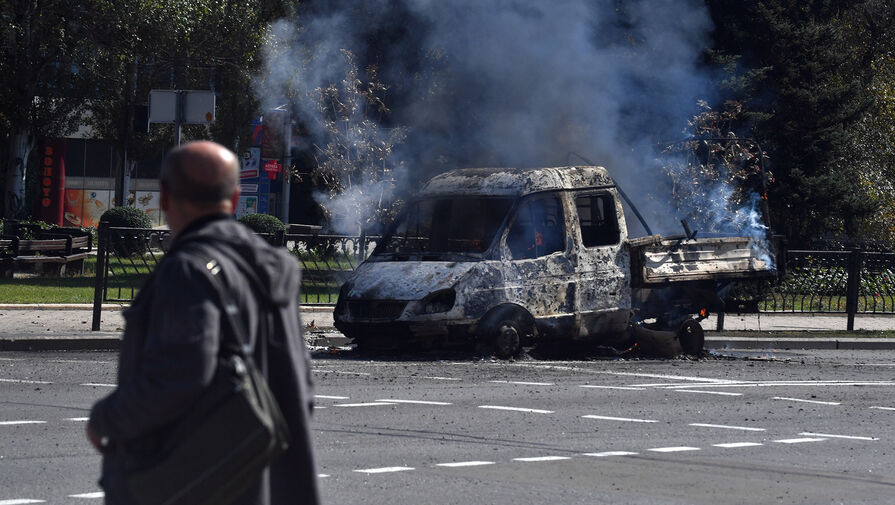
left=846, top=247, right=862, bottom=331
left=91, top=222, right=109, bottom=331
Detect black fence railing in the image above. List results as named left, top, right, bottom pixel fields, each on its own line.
left=728, top=249, right=895, bottom=330
left=91, top=223, right=378, bottom=330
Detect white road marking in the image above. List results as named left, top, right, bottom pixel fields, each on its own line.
left=713, top=442, right=763, bottom=448
left=376, top=399, right=452, bottom=406
left=689, top=423, right=766, bottom=432
left=334, top=402, right=396, bottom=408
left=354, top=466, right=415, bottom=474
left=675, top=390, right=743, bottom=396
left=659, top=381, right=895, bottom=389
left=582, top=451, right=638, bottom=457
left=0, top=500, right=45, bottom=504
left=773, top=397, right=840, bottom=405
left=314, top=395, right=350, bottom=400
left=513, top=456, right=571, bottom=462
left=799, top=432, right=879, bottom=441
left=80, top=383, right=116, bottom=388
left=423, top=376, right=461, bottom=381
left=582, top=415, right=658, bottom=423
left=489, top=380, right=555, bottom=386
left=0, top=378, right=52, bottom=385
left=318, top=474, right=330, bottom=478
left=312, top=369, right=370, bottom=376
left=599, top=372, right=735, bottom=383
left=0, top=421, right=46, bottom=426
left=870, top=406, right=895, bottom=411
left=64, top=417, right=89, bottom=422
left=773, top=437, right=827, bottom=444
left=580, top=385, right=646, bottom=391
left=648, top=446, right=700, bottom=453
left=478, top=405, right=554, bottom=414
left=436, top=461, right=496, bottom=468
left=69, top=492, right=104, bottom=499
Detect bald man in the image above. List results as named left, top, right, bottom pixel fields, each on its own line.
left=88, top=141, right=320, bottom=505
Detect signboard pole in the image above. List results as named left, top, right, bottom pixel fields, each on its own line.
left=174, top=90, right=183, bottom=146
left=280, top=115, right=292, bottom=224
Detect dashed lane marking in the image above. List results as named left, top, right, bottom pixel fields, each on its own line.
left=0, top=500, right=45, bottom=504
left=312, top=369, right=371, bottom=376
left=513, top=456, right=572, bottom=462
left=69, top=492, right=104, bottom=499
left=478, top=405, right=554, bottom=414
left=773, top=397, right=840, bottom=405
left=580, top=385, right=646, bottom=391
left=773, top=437, right=827, bottom=444
left=870, top=406, right=895, bottom=411
left=659, top=381, right=895, bottom=389
left=0, top=421, right=46, bottom=426
left=436, top=461, right=496, bottom=468
left=675, top=390, right=743, bottom=396
left=582, top=451, right=638, bottom=457
left=64, top=417, right=89, bottom=422
left=582, top=415, right=658, bottom=423
left=423, top=376, right=461, bottom=381
left=334, top=402, right=396, bottom=408
left=489, top=380, right=555, bottom=386
left=376, top=399, right=453, bottom=406
left=799, top=432, right=879, bottom=441
left=80, top=383, right=116, bottom=388
left=648, top=446, right=700, bottom=453
left=354, top=466, right=415, bottom=474
left=713, top=442, right=763, bottom=448
left=0, top=378, right=52, bottom=385
left=689, top=423, right=766, bottom=432
left=318, top=474, right=330, bottom=478
left=314, top=395, right=350, bottom=400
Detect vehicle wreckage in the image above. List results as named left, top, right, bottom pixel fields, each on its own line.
left=333, top=166, right=778, bottom=357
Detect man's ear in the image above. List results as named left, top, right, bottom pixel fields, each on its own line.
left=160, top=184, right=170, bottom=213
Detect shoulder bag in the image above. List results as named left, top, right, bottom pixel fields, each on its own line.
left=125, top=256, right=291, bottom=505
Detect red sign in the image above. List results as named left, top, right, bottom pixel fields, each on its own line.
left=34, top=140, right=66, bottom=225
left=263, top=159, right=282, bottom=173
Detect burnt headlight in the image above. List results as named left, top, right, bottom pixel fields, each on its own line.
left=419, top=289, right=456, bottom=314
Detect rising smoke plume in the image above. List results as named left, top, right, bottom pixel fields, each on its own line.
left=256, top=0, right=768, bottom=245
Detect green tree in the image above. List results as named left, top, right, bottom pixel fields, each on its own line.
left=706, top=0, right=893, bottom=246
left=0, top=1, right=93, bottom=218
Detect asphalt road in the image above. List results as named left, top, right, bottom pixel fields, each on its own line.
left=2, top=348, right=895, bottom=504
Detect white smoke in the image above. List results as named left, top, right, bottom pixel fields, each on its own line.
left=255, top=0, right=770, bottom=248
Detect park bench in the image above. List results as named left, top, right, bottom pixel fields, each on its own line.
left=0, top=227, right=92, bottom=278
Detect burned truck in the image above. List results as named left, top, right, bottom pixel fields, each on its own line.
left=333, top=166, right=776, bottom=357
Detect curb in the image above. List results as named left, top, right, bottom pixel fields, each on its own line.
left=4, top=334, right=895, bottom=353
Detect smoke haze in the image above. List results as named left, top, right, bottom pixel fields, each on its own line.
left=257, top=0, right=749, bottom=238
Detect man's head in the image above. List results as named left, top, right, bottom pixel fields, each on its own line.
left=160, top=141, right=241, bottom=236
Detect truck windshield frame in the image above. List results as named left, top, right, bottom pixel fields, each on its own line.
left=372, top=196, right=516, bottom=261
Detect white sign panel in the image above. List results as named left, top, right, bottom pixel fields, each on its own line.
left=149, top=90, right=216, bottom=124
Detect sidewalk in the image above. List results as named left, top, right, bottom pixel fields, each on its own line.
left=1, top=304, right=894, bottom=351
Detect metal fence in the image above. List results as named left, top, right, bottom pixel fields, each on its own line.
left=729, top=249, right=895, bottom=330
left=90, top=222, right=377, bottom=331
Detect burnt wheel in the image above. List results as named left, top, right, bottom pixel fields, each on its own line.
left=493, top=320, right=522, bottom=359
left=678, top=319, right=705, bottom=355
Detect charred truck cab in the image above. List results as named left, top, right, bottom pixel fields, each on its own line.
left=334, top=166, right=776, bottom=357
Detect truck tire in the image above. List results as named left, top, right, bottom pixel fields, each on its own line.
left=678, top=319, right=705, bottom=355
left=493, top=320, right=522, bottom=359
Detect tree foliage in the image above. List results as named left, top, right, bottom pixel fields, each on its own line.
left=707, top=0, right=895, bottom=248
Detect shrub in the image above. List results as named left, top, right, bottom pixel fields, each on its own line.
left=100, top=206, right=153, bottom=229
left=100, top=206, right=152, bottom=256
left=239, top=213, right=285, bottom=235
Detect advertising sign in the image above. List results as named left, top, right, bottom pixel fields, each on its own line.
left=241, top=147, right=260, bottom=178
left=34, top=140, right=66, bottom=225
left=64, top=190, right=112, bottom=228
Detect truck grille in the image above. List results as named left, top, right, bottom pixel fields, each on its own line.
left=347, top=300, right=408, bottom=320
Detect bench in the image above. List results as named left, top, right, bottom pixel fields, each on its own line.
left=0, top=228, right=93, bottom=278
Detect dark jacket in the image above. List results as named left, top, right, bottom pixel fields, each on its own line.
left=89, top=215, right=320, bottom=505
